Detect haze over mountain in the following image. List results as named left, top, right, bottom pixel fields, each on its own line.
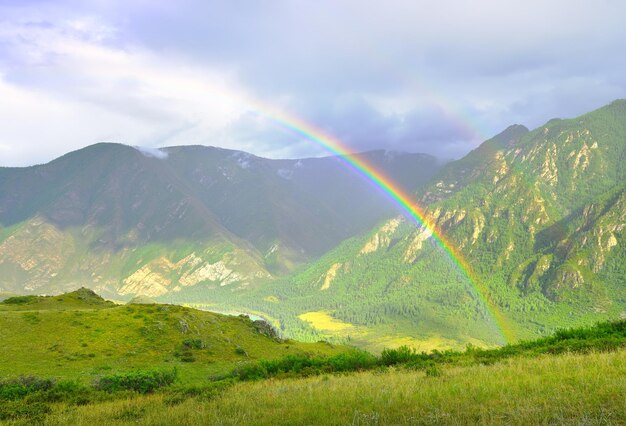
left=1, top=100, right=625, bottom=352
left=163, top=100, right=626, bottom=351
left=0, top=145, right=439, bottom=297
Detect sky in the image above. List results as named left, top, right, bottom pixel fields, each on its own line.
left=1, top=0, right=625, bottom=166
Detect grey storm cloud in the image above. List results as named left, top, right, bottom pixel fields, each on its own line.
left=1, top=0, right=626, bottom=166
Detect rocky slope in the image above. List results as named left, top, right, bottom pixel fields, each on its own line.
left=0, top=145, right=439, bottom=297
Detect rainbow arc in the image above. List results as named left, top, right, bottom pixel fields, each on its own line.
left=252, top=109, right=514, bottom=344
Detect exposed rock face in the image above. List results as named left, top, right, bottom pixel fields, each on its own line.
left=403, top=226, right=433, bottom=263
left=0, top=217, right=75, bottom=291
left=253, top=320, right=280, bottom=340
left=470, top=211, right=486, bottom=245
left=404, top=102, right=626, bottom=303
left=540, top=143, right=559, bottom=186
left=118, top=251, right=271, bottom=297
left=360, top=218, right=401, bottom=255
left=179, top=261, right=238, bottom=287
left=0, top=143, right=441, bottom=296
left=320, top=263, right=342, bottom=291
left=119, top=263, right=172, bottom=297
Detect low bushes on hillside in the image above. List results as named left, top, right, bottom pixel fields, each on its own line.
left=94, top=369, right=178, bottom=394
left=227, top=319, right=626, bottom=382
left=1, top=295, right=38, bottom=305
left=0, top=376, right=55, bottom=401
left=232, top=350, right=377, bottom=381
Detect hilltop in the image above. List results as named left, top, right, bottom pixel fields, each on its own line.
left=0, top=289, right=348, bottom=384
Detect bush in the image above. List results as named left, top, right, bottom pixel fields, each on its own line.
left=182, top=338, right=204, bottom=349
left=231, top=350, right=377, bottom=381
left=179, top=350, right=196, bottom=363
left=2, top=295, right=38, bottom=305
left=425, top=365, right=442, bottom=377
left=327, top=350, right=377, bottom=372
left=0, top=376, right=55, bottom=401
left=94, top=369, right=177, bottom=394
left=380, top=345, right=424, bottom=366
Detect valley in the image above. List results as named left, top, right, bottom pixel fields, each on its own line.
left=2, top=101, right=626, bottom=352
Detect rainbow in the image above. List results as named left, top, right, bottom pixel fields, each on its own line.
left=251, top=109, right=514, bottom=345
left=157, top=72, right=513, bottom=343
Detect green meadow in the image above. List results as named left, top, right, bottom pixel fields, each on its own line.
left=0, top=289, right=625, bottom=424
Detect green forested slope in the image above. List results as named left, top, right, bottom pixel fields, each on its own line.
left=172, top=100, right=626, bottom=351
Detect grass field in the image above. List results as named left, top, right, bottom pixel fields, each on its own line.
left=1, top=290, right=625, bottom=425
left=28, top=349, right=626, bottom=425
left=298, top=311, right=355, bottom=332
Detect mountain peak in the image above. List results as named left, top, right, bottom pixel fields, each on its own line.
left=491, top=124, right=530, bottom=147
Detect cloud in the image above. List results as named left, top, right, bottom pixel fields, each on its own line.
left=134, top=146, right=168, bottom=159
left=1, top=0, right=626, bottom=166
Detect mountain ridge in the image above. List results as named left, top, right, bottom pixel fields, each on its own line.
left=0, top=144, right=440, bottom=297
left=185, top=100, right=626, bottom=350
left=1, top=100, right=625, bottom=351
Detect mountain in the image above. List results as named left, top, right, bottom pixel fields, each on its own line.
left=190, top=100, right=626, bottom=351
left=2, top=101, right=625, bottom=352
left=0, top=145, right=440, bottom=297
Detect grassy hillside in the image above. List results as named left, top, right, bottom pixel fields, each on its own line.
left=0, top=289, right=348, bottom=386
left=2, top=101, right=625, bottom=354
left=2, top=312, right=624, bottom=424
left=164, top=219, right=506, bottom=352
left=46, top=350, right=625, bottom=425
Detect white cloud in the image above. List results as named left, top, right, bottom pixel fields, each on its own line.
left=276, top=168, right=293, bottom=180
left=134, top=146, right=168, bottom=159
left=0, top=17, right=257, bottom=166
left=1, top=1, right=625, bottom=166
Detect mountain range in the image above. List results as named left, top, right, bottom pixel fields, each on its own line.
left=0, top=145, right=438, bottom=297
left=1, top=100, right=625, bottom=351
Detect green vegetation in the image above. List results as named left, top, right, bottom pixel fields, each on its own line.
left=94, top=369, right=178, bottom=394
left=2, top=101, right=626, bottom=363
left=0, top=294, right=623, bottom=425
left=0, top=289, right=349, bottom=386
left=0, top=288, right=115, bottom=311
left=225, top=319, right=626, bottom=381
left=161, top=100, right=626, bottom=351
left=73, top=349, right=619, bottom=426
left=0, top=144, right=439, bottom=298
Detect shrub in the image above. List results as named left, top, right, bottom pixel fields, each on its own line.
left=0, top=376, right=55, bottom=401
left=179, top=350, right=196, bottom=363
left=182, top=338, right=204, bottom=349
left=231, top=350, right=377, bottom=381
left=380, top=345, right=423, bottom=366
left=425, top=365, right=442, bottom=377
left=2, top=295, right=38, bottom=305
left=94, top=369, right=177, bottom=394
left=327, top=350, right=377, bottom=372
left=231, top=363, right=270, bottom=381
